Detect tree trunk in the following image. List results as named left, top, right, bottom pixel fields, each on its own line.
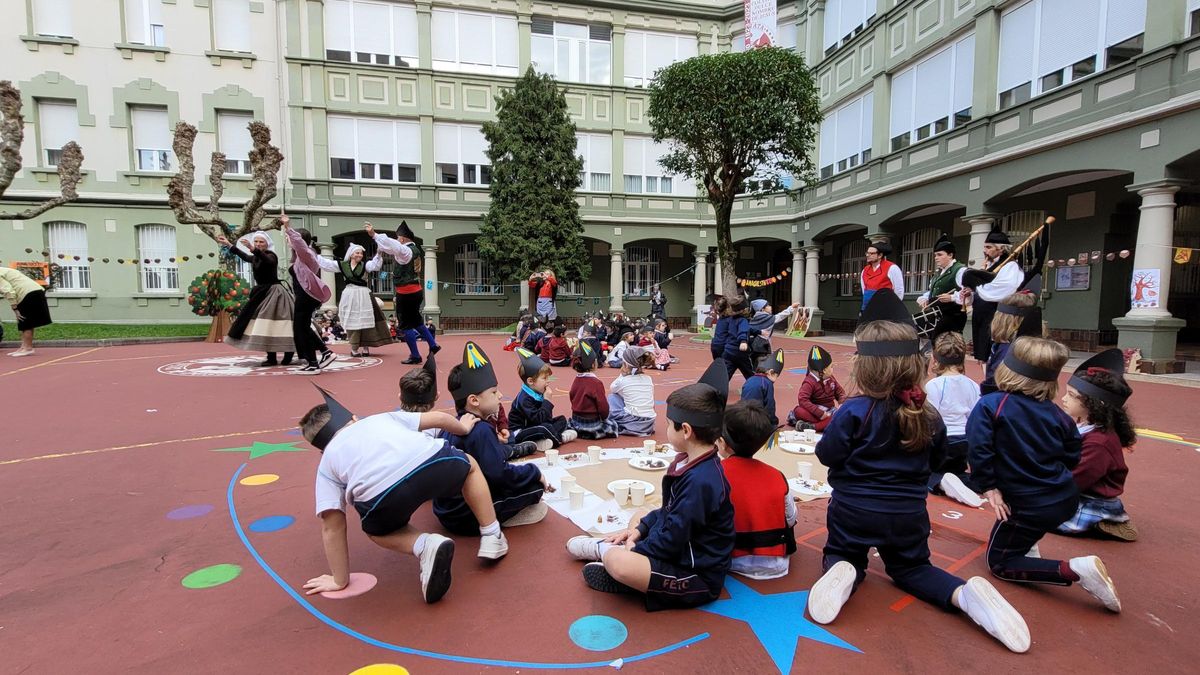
left=713, top=197, right=744, bottom=306
left=205, top=310, right=232, bottom=343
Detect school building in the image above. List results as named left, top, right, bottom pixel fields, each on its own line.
left=2, top=1, right=1199, bottom=370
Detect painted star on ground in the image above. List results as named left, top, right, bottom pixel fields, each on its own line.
left=700, top=577, right=860, bottom=674
left=213, top=440, right=307, bottom=460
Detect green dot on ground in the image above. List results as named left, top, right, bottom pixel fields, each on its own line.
left=182, top=564, right=242, bottom=589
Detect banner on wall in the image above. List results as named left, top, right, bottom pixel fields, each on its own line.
left=743, top=0, right=777, bottom=49
left=1130, top=268, right=1161, bottom=309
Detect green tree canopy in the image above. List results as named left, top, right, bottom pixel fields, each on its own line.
left=648, top=47, right=820, bottom=302
left=479, top=68, right=590, bottom=287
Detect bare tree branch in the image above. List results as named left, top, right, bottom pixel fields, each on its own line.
left=231, top=121, right=283, bottom=240
left=166, top=121, right=226, bottom=239
left=0, top=80, right=85, bottom=220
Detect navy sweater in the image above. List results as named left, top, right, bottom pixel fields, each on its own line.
left=815, top=396, right=947, bottom=513
left=509, top=385, right=562, bottom=431
left=432, top=422, right=544, bottom=525
left=980, top=342, right=1010, bottom=396
left=967, top=392, right=1081, bottom=508
left=740, top=374, right=778, bottom=426
left=722, top=317, right=750, bottom=358
left=635, top=449, right=734, bottom=582
left=711, top=317, right=731, bottom=356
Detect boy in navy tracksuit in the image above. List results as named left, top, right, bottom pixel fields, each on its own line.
left=433, top=342, right=550, bottom=535
left=508, top=348, right=577, bottom=446
left=968, top=336, right=1122, bottom=612
left=740, top=347, right=784, bottom=426
left=564, top=361, right=735, bottom=611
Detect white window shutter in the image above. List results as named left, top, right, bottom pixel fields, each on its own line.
left=677, top=35, right=698, bottom=60
left=327, top=116, right=355, bottom=158
left=913, top=46, right=953, bottom=130
left=356, top=118, right=395, bottom=165
left=823, top=0, right=840, bottom=49
left=835, top=97, right=860, bottom=162
left=953, top=35, right=975, bottom=114
left=353, top=1, right=390, bottom=57
left=125, top=0, right=147, bottom=43
left=889, top=69, right=915, bottom=138
left=394, top=121, right=421, bottom=165
left=624, top=31, right=645, bottom=81
left=778, top=20, right=797, bottom=50
left=495, top=16, right=519, bottom=67
left=860, top=91, right=874, bottom=156
left=132, top=108, right=171, bottom=150
left=1104, top=0, right=1146, bottom=47
left=217, top=112, right=253, bottom=160
left=458, top=13, right=492, bottom=65
left=590, top=134, right=612, bottom=174
left=460, top=125, right=488, bottom=166
left=997, top=1, right=1036, bottom=93
left=39, top=101, right=78, bottom=153
left=214, top=0, right=252, bottom=52
left=392, top=3, right=418, bottom=59
left=47, top=222, right=89, bottom=257
left=324, top=0, right=352, bottom=53
left=433, top=124, right=459, bottom=163
left=1038, top=0, right=1100, bottom=78
left=35, top=0, right=73, bottom=37
left=819, top=116, right=836, bottom=167
left=431, top=10, right=456, bottom=62
left=623, top=137, right=646, bottom=175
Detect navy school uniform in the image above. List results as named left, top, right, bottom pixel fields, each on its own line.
left=432, top=422, right=544, bottom=535
left=740, top=374, right=778, bottom=426
left=509, top=384, right=570, bottom=445
left=980, top=342, right=1010, bottom=396
left=633, top=449, right=735, bottom=611
left=722, top=316, right=754, bottom=381
left=710, top=316, right=730, bottom=360
left=815, top=396, right=967, bottom=610
left=967, top=391, right=1083, bottom=585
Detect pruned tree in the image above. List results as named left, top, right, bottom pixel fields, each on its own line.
left=647, top=47, right=820, bottom=304
left=0, top=80, right=84, bottom=220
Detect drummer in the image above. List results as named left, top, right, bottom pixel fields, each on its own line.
left=916, top=234, right=967, bottom=344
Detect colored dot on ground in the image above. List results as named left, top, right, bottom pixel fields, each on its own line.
left=349, top=665, right=409, bottom=675
left=321, top=572, right=378, bottom=599
left=239, top=473, right=280, bottom=486
left=181, top=564, right=242, bottom=589
left=568, top=615, right=628, bottom=652
left=166, top=504, right=213, bottom=520
left=248, top=515, right=295, bottom=533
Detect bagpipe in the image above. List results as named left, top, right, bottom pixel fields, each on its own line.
left=960, top=216, right=1054, bottom=290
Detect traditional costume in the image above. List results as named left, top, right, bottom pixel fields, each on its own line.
left=917, top=234, right=967, bottom=344
left=859, top=241, right=905, bottom=311
left=315, top=242, right=392, bottom=355
left=961, top=229, right=1023, bottom=362
left=226, top=233, right=296, bottom=360
left=529, top=271, right=558, bottom=322
left=283, top=227, right=335, bottom=373
left=787, top=346, right=845, bottom=431
left=0, top=266, right=52, bottom=344
left=725, top=447, right=797, bottom=580
left=376, top=222, right=440, bottom=364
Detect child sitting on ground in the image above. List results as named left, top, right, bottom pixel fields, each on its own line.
left=607, top=347, right=658, bottom=437
left=924, top=332, right=984, bottom=507
left=722, top=399, right=797, bottom=580
left=981, top=286, right=1040, bottom=395
left=299, top=385, right=508, bottom=605
left=967, top=336, right=1122, bottom=613
left=653, top=319, right=675, bottom=367
left=509, top=348, right=577, bottom=446
left=568, top=341, right=619, bottom=439
left=606, top=331, right=635, bottom=368
left=636, top=325, right=670, bottom=371
left=540, top=324, right=572, bottom=367
left=1056, top=349, right=1138, bottom=541
left=741, top=348, right=785, bottom=427
left=433, top=342, right=550, bottom=534
left=565, top=361, right=735, bottom=610
left=808, top=292, right=1031, bottom=653
left=787, top=346, right=845, bottom=432
left=521, top=317, right=546, bottom=353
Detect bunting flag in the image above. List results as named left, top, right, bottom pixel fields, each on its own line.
left=737, top=267, right=790, bottom=288
left=1175, top=248, right=1192, bottom=265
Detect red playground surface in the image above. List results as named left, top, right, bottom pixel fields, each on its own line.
left=2, top=334, right=1198, bottom=673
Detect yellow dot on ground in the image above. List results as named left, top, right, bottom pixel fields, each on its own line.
left=239, top=473, right=280, bottom=486
left=349, top=666, right=409, bottom=675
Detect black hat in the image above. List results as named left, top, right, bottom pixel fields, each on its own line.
left=934, top=233, right=956, bottom=255
left=985, top=228, right=1011, bottom=245
left=767, top=348, right=785, bottom=373
left=855, top=290, right=921, bottom=356
left=666, top=360, right=729, bottom=429
left=808, top=345, right=833, bottom=372
left=573, top=340, right=598, bottom=369
left=868, top=240, right=892, bottom=257
left=395, top=220, right=416, bottom=240
left=309, top=384, right=355, bottom=451
left=400, top=354, right=438, bottom=406
left=1016, top=306, right=1043, bottom=338
left=1068, top=349, right=1131, bottom=407
left=448, top=341, right=497, bottom=400
left=516, top=346, right=548, bottom=379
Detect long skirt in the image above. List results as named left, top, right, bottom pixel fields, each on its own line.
left=15, top=290, right=52, bottom=331
left=606, top=393, right=656, bottom=437
left=226, top=283, right=296, bottom=352
left=339, top=285, right=392, bottom=348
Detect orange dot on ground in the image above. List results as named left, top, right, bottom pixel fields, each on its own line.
left=239, top=473, right=280, bottom=486
left=349, top=666, right=409, bottom=675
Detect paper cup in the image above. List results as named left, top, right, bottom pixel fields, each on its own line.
left=569, top=486, right=585, bottom=510
left=614, top=483, right=631, bottom=505
left=643, top=440, right=657, bottom=453
left=630, top=484, right=646, bottom=506
left=803, top=429, right=817, bottom=443
left=545, top=448, right=559, bottom=466
left=587, top=445, right=602, bottom=462
left=797, top=461, right=813, bottom=481
left=559, top=476, right=576, bottom=493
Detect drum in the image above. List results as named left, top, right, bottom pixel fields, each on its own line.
left=913, top=303, right=943, bottom=339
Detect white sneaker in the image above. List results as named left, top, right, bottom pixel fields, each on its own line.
left=566, top=535, right=604, bottom=561
left=1026, top=543, right=1041, bottom=559
left=534, top=439, right=554, bottom=454
left=958, top=577, right=1031, bottom=653
left=939, top=474, right=985, bottom=508
left=1069, top=556, right=1121, bottom=612
left=8, top=350, right=33, bottom=357
left=477, top=531, right=509, bottom=560
left=417, top=534, right=454, bottom=603
left=561, top=429, right=578, bottom=443
left=807, top=560, right=857, bottom=624
left=502, top=502, right=548, bottom=527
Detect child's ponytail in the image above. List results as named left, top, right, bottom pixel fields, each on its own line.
left=851, top=321, right=938, bottom=452
left=895, top=385, right=934, bottom=451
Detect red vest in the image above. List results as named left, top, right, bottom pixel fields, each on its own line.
left=723, top=456, right=797, bottom=558
left=861, top=259, right=896, bottom=292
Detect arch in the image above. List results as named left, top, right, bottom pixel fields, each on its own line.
left=18, top=72, right=96, bottom=126
left=108, top=78, right=181, bottom=129
left=984, top=169, right=1132, bottom=206
left=877, top=202, right=966, bottom=230
left=199, top=84, right=267, bottom=133
left=812, top=222, right=867, bottom=242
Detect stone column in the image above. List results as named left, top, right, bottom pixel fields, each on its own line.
left=318, top=243, right=337, bottom=311
left=692, top=250, right=707, bottom=313
left=1114, top=181, right=1187, bottom=371
left=965, top=214, right=998, bottom=268
left=804, top=246, right=823, bottom=334
left=806, top=0, right=827, bottom=67
left=790, top=247, right=805, bottom=305
left=609, top=248, right=625, bottom=313
left=423, top=245, right=440, bottom=324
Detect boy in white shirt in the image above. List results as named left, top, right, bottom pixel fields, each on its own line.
left=924, top=333, right=985, bottom=507
left=299, top=386, right=509, bottom=605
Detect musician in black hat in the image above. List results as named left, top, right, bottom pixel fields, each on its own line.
left=916, top=234, right=967, bottom=344
left=375, top=220, right=441, bottom=365
left=960, top=228, right=1023, bottom=362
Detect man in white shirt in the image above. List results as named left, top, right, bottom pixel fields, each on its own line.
left=859, top=241, right=905, bottom=311
left=960, top=229, right=1023, bottom=362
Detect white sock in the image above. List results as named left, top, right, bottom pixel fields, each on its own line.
left=598, top=542, right=615, bottom=558
left=412, top=533, right=429, bottom=558
left=479, top=521, right=501, bottom=537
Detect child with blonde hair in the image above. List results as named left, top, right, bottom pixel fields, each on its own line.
left=981, top=285, right=1040, bottom=395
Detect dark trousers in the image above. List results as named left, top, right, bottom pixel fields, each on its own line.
left=723, top=351, right=755, bottom=381
left=928, top=436, right=973, bottom=491
left=986, top=497, right=1079, bottom=586
left=928, top=309, right=967, bottom=347
left=824, top=498, right=964, bottom=610
left=511, top=416, right=569, bottom=445
left=292, top=288, right=326, bottom=364
left=971, top=301, right=998, bottom=362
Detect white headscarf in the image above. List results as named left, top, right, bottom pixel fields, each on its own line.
left=248, top=232, right=275, bottom=252
left=343, top=243, right=365, bottom=262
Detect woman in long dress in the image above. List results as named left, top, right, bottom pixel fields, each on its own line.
left=313, top=227, right=393, bottom=357
left=217, top=231, right=296, bottom=366
left=280, top=215, right=336, bottom=374
left=0, top=265, right=53, bottom=357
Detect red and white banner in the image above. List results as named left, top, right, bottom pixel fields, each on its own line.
left=744, top=0, right=778, bottom=49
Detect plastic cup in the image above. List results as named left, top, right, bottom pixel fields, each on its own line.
left=643, top=440, right=657, bottom=453
left=630, top=483, right=646, bottom=506
left=614, top=483, right=631, bottom=505
left=559, top=476, right=576, bottom=494
left=798, top=461, right=813, bottom=481
left=545, top=448, right=559, bottom=466
left=804, top=429, right=817, bottom=443
left=587, top=445, right=602, bottom=462
left=569, top=485, right=585, bottom=510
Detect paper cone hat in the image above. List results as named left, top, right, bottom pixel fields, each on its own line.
left=855, top=290, right=920, bottom=356
left=449, top=341, right=497, bottom=400
left=573, top=340, right=598, bottom=370
left=1068, top=349, right=1131, bottom=407
left=515, top=346, right=548, bottom=379
left=400, top=354, right=438, bottom=406
left=310, top=384, right=355, bottom=451
left=808, top=345, right=832, bottom=372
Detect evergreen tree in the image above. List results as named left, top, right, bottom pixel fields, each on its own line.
left=479, top=68, right=590, bottom=290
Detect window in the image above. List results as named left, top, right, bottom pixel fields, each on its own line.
left=34, top=0, right=73, bottom=38
left=559, top=279, right=584, bottom=297
left=431, top=9, right=518, bottom=76
left=138, top=225, right=179, bottom=292
left=131, top=107, right=173, bottom=172
left=901, top=228, right=938, bottom=295
left=623, top=246, right=660, bottom=297
left=624, top=136, right=690, bottom=195
left=998, top=0, right=1145, bottom=110
left=434, top=123, right=489, bottom=187
left=839, top=239, right=867, bottom=296
left=328, top=115, right=421, bottom=183
left=125, top=0, right=165, bottom=47
left=531, top=18, right=611, bottom=85
left=213, top=0, right=252, bottom=53
left=1191, top=0, right=1200, bottom=37
left=576, top=133, right=612, bottom=192
left=217, top=112, right=253, bottom=175
left=324, top=0, right=417, bottom=67
left=454, top=242, right=500, bottom=295
left=999, top=210, right=1045, bottom=270
left=890, top=33, right=974, bottom=152
left=823, top=0, right=876, bottom=52
left=624, top=30, right=698, bottom=88
left=38, top=100, right=78, bottom=168
left=46, top=221, right=90, bottom=291
left=819, top=90, right=873, bottom=179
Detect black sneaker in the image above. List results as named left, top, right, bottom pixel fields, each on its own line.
left=280, top=354, right=294, bottom=366
left=429, top=344, right=442, bottom=355
left=318, top=351, right=337, bottom=369
left=509, top=441, right=538, bottom=459
left=401, top=356, right=422, bottom=365
left=582, top=562, right=636, bottom=594
left=294, top=364, right=320, bottom=375
left=259, top=359, right=278, bottom=367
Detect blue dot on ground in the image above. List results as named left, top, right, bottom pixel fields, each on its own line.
left=166, top=504, right=214, bottom=520
left=786, top=368, right=809, bottom=375
left=248, top=515, right=296, bottom=533
left=568, top=615, right=628, bottom=652
left=654, top=400, right=667, bottom=405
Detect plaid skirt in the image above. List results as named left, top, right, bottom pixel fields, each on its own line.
left=1057, top=495, right=1129, bottom=534
left=226, top=283, right=296, bottom=353
left=569, top=414, right=618, bottom=439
